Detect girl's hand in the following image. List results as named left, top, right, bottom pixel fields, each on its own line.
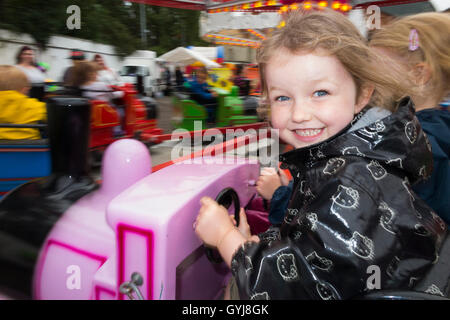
left=256, top=168, right=290, bottom=200
left=260, top=167, right=290, bottom=185
left=195, top=196, right=236, bottom=248
left=230, top=208, right=252, bottom=239
left=256, top=168, right=282, bottom=200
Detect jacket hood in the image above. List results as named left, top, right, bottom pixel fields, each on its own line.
left=280, top=97, right=433, bottom=185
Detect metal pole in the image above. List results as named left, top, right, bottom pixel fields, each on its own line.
left=140, top=3, right=147, bottom=47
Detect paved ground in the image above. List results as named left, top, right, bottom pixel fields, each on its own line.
left=154, top=94, right=175, bottom=135
left=147, top=94, right=177, bottom=167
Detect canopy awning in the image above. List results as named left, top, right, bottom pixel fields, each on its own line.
left=158, top=47, right=221, bottom=67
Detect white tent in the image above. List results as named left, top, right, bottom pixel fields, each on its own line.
left=158, top=47, right=220, bottom=68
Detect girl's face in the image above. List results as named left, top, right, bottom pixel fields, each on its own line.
left=266, top=49, right=369, bottom=149
left=21, top=50, right=34, bottom=64
left=95, top=56, right=105, bottom=68
left=196, top=70, right=207, bottom=83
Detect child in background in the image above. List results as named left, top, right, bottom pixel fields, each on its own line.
left=0, top=65, right=47, bottom=140
left=370, top=12, right=450, bottom=225
left=69, top=61, right=125, bottom=136
left=194, top=9, right=449, bottom=300
left=188, top=67, right=218, bottom=124
left=69, top=61, right=124, bottom=103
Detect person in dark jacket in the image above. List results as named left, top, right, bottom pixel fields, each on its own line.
left=232, top=64, right=249, bottom=96
left=194, top=9, right=450, bottom=300
left=370, top=12, right=450, bottom=224
left=187, top=67, right=218, bottom=123
left=413, top=110, right=450, bottom=222
left=175, top=66, right=185, bottom=87
left=62, top=49, right=86, bottom=86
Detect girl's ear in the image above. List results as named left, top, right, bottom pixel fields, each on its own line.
left=355, top=84, right=374, bottom=113
left=411, top=62, right=432, bottom=86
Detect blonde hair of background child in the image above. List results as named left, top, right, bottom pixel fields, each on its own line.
left=69, top=61, right=100, bottom=87
left=370, top=12, right=450, bottom=104
left=257, top=9, right=412, bottom=119
left=0, top=65, right=30, bottom=92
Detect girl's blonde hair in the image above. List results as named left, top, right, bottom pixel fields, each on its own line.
left=370, top=12, right=450, bottom=103
left=257, top=9, right=411, bottom=118
left=69, top=61, right=100, bottom=87
left=0, top=65, right=30, bottom=91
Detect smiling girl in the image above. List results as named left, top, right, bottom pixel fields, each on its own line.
left=194, top=9, right=449, bottom=299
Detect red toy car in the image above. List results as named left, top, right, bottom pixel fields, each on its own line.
left=90, top=83, right=163, bottom=151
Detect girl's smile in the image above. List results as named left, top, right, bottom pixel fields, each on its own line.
left=293, top=128, right=325, bottom=142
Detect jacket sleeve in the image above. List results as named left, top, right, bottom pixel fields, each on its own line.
left=268, top=181, right=293, bottom=225
left=189, top=81, right=213, bottom=100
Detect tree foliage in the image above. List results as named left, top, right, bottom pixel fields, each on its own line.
left=0, top=0, right=209, bottom=56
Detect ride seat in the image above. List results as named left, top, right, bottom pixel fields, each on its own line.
left=172, top=83, right=208, bottom=130
left=90, top=100, right=120, bottom=129
left=219, top=86, right=258, bottom=126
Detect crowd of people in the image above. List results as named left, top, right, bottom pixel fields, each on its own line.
left=0, top=47, right=128, bottom=140
left=0, top=43, right=260, bottom=136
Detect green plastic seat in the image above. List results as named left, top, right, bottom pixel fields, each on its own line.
left=218, top=86, right=258, bottom=127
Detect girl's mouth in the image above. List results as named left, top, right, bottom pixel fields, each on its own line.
left=293, top=128, right=325, bottom=142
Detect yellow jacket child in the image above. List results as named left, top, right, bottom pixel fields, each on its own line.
left=0, top=66, right=47, bottom=140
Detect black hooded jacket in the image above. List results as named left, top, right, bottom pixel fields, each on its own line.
left=231, top=98, right=449, bottom=300
left=413, top=108, right=450, bottom=224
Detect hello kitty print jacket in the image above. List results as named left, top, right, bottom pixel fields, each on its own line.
left=231, top=97, right=449, bottom=300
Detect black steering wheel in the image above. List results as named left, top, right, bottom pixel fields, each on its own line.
left=205, top=187, right=240, bottom=263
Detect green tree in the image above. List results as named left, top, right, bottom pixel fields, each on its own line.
left=0, top=0, right=209, bottom=57
left=0, top=0, right=68, bottom=48
left=145, top=6, right=209, bottom=55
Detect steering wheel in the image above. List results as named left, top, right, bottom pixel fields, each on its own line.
left=204, top=187, right=240, bottom=263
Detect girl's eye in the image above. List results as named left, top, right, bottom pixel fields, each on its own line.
left=275, top=96, right=290, bottom=102
left=313, top=90, right=329, bottom=97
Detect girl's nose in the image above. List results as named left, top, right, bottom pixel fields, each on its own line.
left=291, top=102, right=312, bottom=123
